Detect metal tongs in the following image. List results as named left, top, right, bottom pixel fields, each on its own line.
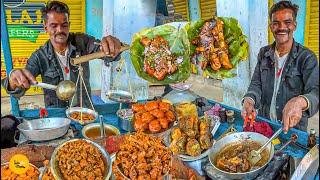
left=243, top=111, right=256, bottom=128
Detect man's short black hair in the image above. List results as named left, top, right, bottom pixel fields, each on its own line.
left=41, top=1, right=70, bottom=22
left=269, top=1, right=299, bottom=21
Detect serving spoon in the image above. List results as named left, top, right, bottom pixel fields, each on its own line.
left=33, top=80, right=76, bottom=101
left=248, top=128, right=283, bottom=166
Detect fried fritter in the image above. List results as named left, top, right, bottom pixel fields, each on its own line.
left=186, top=139, right=202, bottom=157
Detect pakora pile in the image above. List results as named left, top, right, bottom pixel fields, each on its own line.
left=114, top=132, right=171, bottom=179
left=132, top=100, right=176, bottom=134
left=191, top=17, right=232, bottom=71
left=170, top=116, right=212, bottom=157
left=215, top=141, right=269, bottom=173
left=55, top=140, right=105, bottom=180
left=170, top=102, right=213, bottom=157
left=140, top=35, right=183, bottom=80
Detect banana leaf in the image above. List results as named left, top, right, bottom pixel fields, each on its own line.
left=186, top=17, right=249, bottom=79
left=130, top=24, right=191, bottom=84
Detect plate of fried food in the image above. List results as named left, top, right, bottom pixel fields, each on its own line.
left=1, top=162, right=40, bottom=180
left=132, top=100, right=177, bottom=137
left=66, top=107, right=98, bottom=125
left=130, top=24, right=191, bottom=84
left=113, top=132, right=172, bottom=179
left=50, top=138, right=112, bottom=180
left=163, top=102, right=220, bottom=161
left=186, top=16, right=248, bottom=79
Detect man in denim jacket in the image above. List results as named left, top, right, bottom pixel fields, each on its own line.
left=2, top=1, right=122, bottom=108
left=242, top=1, right=319, bottom=132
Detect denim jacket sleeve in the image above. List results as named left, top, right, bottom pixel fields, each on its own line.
left=82, top=33, right=121, bottom=65
left=300, top=52, right=319, bottom=117
left=243, top=50, right=263, bottom=109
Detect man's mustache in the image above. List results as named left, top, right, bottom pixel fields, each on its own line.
left=275, top=29, right=290, bottom=34
left=55, top=33, right=67, bottom=37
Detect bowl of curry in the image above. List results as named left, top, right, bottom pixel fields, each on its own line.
left=209, top=132, right=274, bottom=179
left=82, top=123, right=120, bottom=140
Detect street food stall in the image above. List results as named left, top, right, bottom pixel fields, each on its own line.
left=1, top=1, right=319, bottom=180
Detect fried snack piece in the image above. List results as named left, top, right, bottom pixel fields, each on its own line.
left=175, top=103, right=198, bottom=120
left=170, top=134, right=187, bottom=154
left=210, top=52, right=221, bottom=71
left=132, top=103, right=145, bottom=112
left=141, top=112, right=154, bottom=123
left=134, top=118, right=148, bottom=132
left=144, top=101, right=159, bottom=111
left=165, top=110, right=176, bottom=122
left=186, top=139, right=202, bottom=157
left=150, top=109, right=165, bottom=118
left=199, top=134, right=212, bottom=150
left=158, top=101, right=171, bottom=111
left=199, top=119, right=210, bottom=135
left=219, top=51, right=232, bottom=69
left=159, top=117, right=169, bottom=129
left=149, top=120, right=161, bottom=133
left=171, top=127, right=183, bottom=140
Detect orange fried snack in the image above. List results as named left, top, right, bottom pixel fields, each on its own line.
left=133, top=100, right=176, bottom=134
left=114, top=132, right=171, bottom=179
left=1, top=164, right=40, bottom=180
left=70, top=112, right=95, bottom=121
left=55, top=140, right=105, bottom=180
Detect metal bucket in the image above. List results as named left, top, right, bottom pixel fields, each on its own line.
left=116, top=108, right=134, bottom=132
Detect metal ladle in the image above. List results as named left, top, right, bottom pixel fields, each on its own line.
left=33, top=80, right=76, bottom=101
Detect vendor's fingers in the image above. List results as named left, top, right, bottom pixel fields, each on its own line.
left=282, top=111, right=290, bottom=133
left=241, top=110, right=247, bottom=119
left=113, top=38, right=121, bottom=56
left=289, top=117, right=296, bottom=128
left=17, top=75, right=30, bottom=89
left=106, top=36, right=115, bottom=57
left=101, top=37, right=110, bottom=56
left=10, top=70, right=27, bottom=88
left=21, top=69, right=36, bottom=84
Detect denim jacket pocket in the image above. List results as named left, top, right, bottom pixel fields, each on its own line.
left=44, top=68, right=60, bottom=78
left=284, top=70, right=301, bottom=90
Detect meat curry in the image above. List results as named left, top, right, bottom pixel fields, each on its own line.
left=215, top=141, right=269, bottom=173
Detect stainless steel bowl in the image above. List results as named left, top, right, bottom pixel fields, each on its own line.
left=117, top=108, right=134, bottom=132
left=82, top=123, right=120, bottom=139
left=208, top=132, right=275, bottom=180
left=66, top=107, right=98, bottom=125
left=17, top=118, right=70, bottom=141
left=50, top=138, right=112, bottom=180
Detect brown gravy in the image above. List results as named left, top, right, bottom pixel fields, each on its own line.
left=85, top=127, right=117, bottom=140
left=214, top=140, right=270, bottom=173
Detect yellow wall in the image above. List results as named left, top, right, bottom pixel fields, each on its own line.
left=304, top=0, right=319, bottom=59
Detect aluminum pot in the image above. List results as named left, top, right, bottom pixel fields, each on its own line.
left=208, top=132, right=275, bottom=180
left=17, top=118, right=70, bottom=141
